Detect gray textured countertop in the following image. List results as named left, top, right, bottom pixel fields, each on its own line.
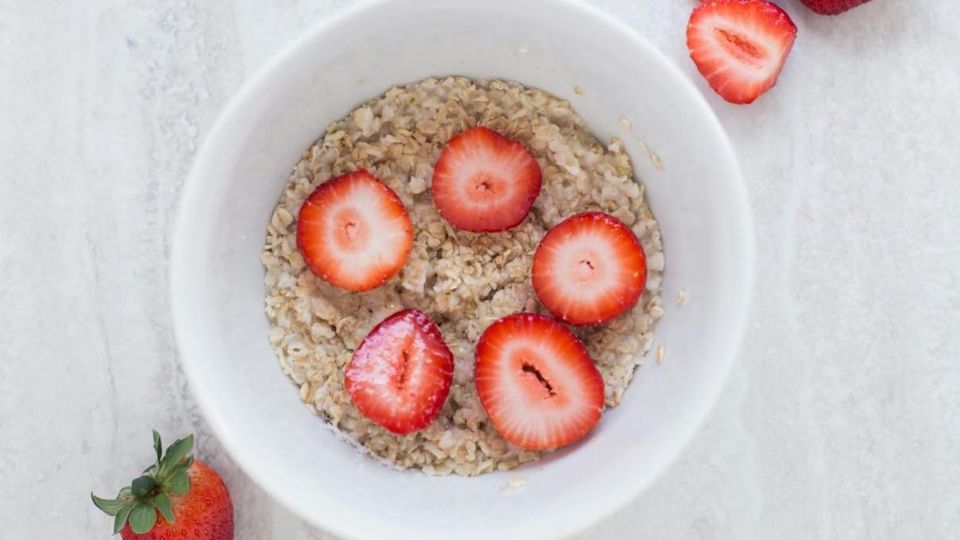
left=1, top=0, right=958, bottom=538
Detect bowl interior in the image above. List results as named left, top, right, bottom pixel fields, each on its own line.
left=171, top=0, right=753, bottom=538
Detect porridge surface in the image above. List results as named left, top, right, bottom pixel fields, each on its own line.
left=262, top=76, right=664, bottom=476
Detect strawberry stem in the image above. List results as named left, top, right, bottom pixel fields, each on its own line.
left=91, top=431, right=195, bottom=535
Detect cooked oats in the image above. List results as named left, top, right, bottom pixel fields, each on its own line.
left=648, top=148, right=663, bottom=171
left=502, top=476, right=527, bottom=490
left=262, top=76, right=665, bottom=476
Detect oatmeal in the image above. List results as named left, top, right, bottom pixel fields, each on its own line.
left=261, top=77, right=664, bottom=476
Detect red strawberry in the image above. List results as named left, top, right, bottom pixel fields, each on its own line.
left=297, top=169, right=413, bottom=292
left=799, top=0, right=870, bottom=15
left=92, top=432, right=233, bottom=540
left=532, top=212, right=646, bottom=326
left=431, top=126, right=542, bottom=232
left=686, top=0, right=798, bottom=104
left=474, top=313, right=605, bottom=450
left=345, top=309, right=454, bottom=434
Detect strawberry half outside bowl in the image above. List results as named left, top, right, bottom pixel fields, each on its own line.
left=170, top=0, right=755, bottom=538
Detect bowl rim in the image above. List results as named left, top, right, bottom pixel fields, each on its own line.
left=170, top=0, right=755, bottom=537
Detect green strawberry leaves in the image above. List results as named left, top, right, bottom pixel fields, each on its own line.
left=91, top=430, right=196, bottom=535
left=153, top=430, right=163, bottom=464
left=114, top=505, right=134, bottom=534
left=161, top=435, right=194, bottom=474
left=131, top=475, right=158, bottom=496
left=129, top=503, right=157, bottom=534
left=153, top=493, right=175, bottom=524
left=91, top=493, right=126, bottom=515
left=166, top=469, right=191, bottom=496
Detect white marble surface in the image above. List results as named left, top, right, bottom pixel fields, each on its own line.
left=1, top=0, right=958, bottom=538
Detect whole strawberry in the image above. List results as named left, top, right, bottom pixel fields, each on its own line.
left=92, top=432, right=234, bottom=539
left=799, top=0, right=871, bottom=15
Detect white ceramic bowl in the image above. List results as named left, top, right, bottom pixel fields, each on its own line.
left=171, top=0, right=754, bottom=538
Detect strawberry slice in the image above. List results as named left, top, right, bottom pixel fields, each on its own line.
left=532, top=212, right=646, bottom=326
left=431, top=126, right=542, bottom=232
left=474, top=313, right=605, bottom=450
left=344, top=309, right=454, bottom=435
left=799, top=0, right=870, bottom=15
left=686, top=0, right=798, bottom=104
left=296, top=169, right=413, bottom=292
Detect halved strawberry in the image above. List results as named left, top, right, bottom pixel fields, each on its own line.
left=532, top=212, right=646, bottom=326
left=296, top=169, right=413, bottom=292
left=474, top=313, right=604, bottom=450
left=344, top=309, right=454, bottom=435
left=686, top=0, right=798, bottom=104
left=431, top=126, right=542, bottom=232
left=799, top=0, right=870, bottom=15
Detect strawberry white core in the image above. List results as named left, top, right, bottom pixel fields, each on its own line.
left=698, top=13, right=782, bottom=85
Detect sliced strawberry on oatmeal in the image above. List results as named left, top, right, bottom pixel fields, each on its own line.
left=344, top=309, right=454, bottom=435
left=532, top=212, right=646, bottom=326
left=296, top=169, right=413, bottom=292
left=431, top=126, right=542, bottom=232
left=686, top=0, right=797, bottom=104
left=474, top=313, right=604, bottom=451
